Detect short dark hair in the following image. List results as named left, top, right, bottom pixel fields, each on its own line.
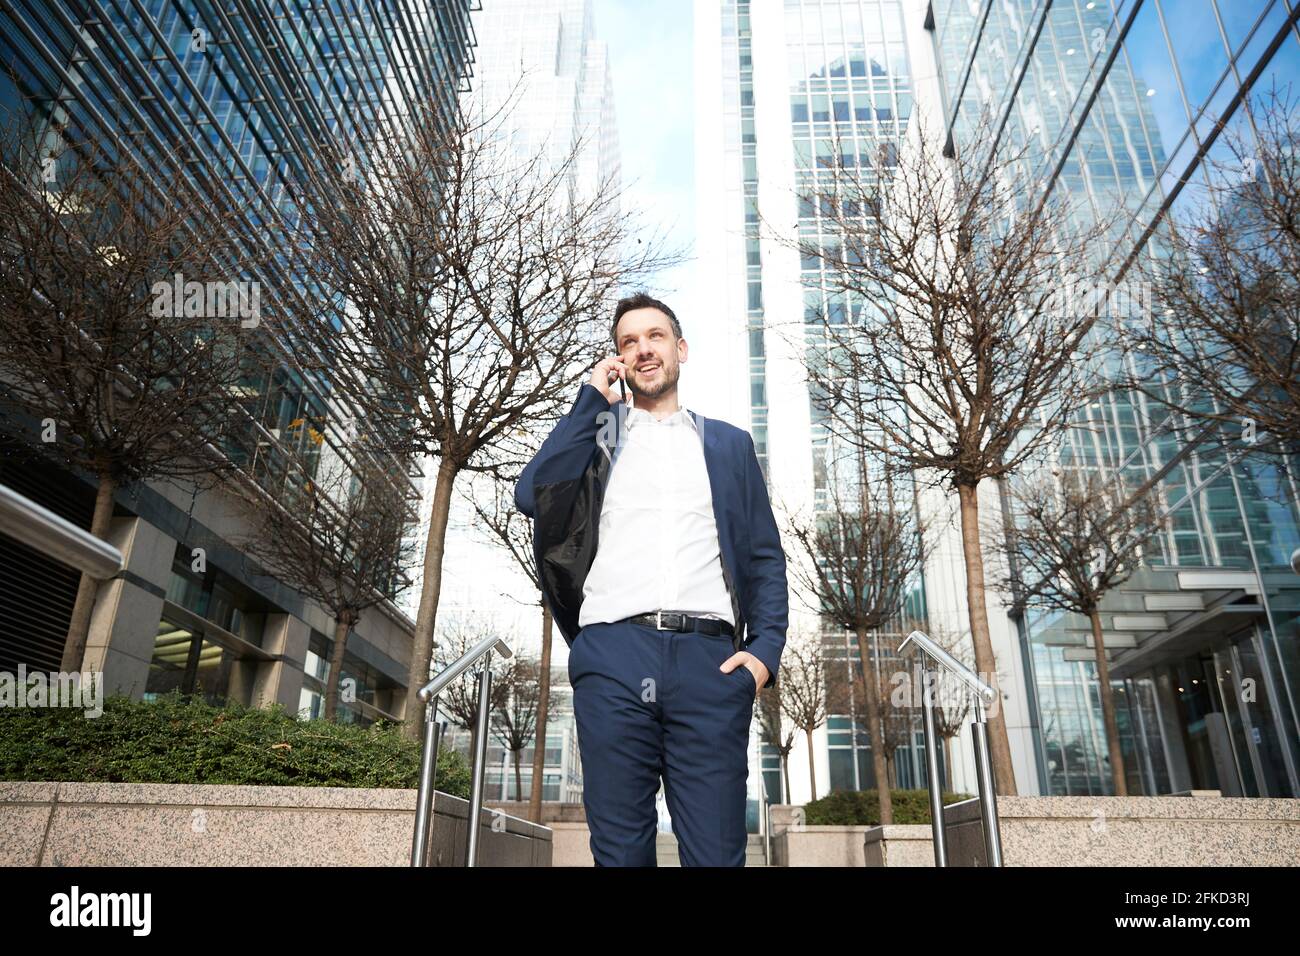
left=611, top=292, right=682, bottom=348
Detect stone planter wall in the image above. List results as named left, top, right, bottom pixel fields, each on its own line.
left=942, top=795, right=1300, bottom=866
left=863, top=824, right=938, bottom=866
left=772, top=825, right=873, bottom=866
left=768, top=796, right=1300, bottom=866
left=0, top=781, right=551, bottom=867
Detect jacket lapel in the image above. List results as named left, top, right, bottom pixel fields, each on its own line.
left=690, top=410, right=747, bottom=648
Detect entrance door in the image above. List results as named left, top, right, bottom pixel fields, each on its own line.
left=1171, top=655, right=1230, bottom=792
left=1215, top=629, right=1300, bottom=796
left=1173, top=628, right=1300, bottom=798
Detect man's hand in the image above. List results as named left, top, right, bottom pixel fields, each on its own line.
left=720, top=652, right=768, bottom=698
left=590, top=356, right=629, bottom=404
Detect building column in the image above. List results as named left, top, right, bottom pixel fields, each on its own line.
left=82, top=517, right=175, bottom=700
left=249, top=613, right=309, bottom=714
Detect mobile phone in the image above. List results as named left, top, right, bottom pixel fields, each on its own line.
left=609, top=363, right=627, bottom=403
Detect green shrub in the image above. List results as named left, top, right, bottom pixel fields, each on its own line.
left=0, top=691, right=470, bottom=796
left=803, top=788, right=975, bottom=826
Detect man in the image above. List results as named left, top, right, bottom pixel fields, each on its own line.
left=514, top=291, right=788, bottom=866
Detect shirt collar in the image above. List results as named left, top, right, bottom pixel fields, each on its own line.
left=625, top=404, right=696, bottom=432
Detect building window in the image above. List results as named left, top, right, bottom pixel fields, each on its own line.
left=145, top=617, right=239, bottom=706
left=165, top=545, right=266, bottom=646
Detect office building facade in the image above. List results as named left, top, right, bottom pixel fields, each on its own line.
left=0, top=0, right=476, bottom=724
left=699, top=0, right=1300, bottom=805
left=929, top=0, right=1300, bottom=798
left=696, top=0, right=959, bottom=810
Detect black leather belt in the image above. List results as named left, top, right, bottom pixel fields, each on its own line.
left=625, top=611, right=734, bottom=637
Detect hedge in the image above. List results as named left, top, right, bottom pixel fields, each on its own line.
left=802, top=787, right=975, bottom=826
left=0, top=690, right=471, bottom=796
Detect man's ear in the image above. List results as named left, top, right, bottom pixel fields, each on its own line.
left=677, top=337, right=688, bottom=363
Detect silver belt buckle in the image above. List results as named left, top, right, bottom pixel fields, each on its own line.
left=655, top=611, right=685, bottom=630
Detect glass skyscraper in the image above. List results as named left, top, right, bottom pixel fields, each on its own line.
left=698, top=0, right=936, bottom=809
left=0, top=1, right=476, bottom=723
left=930, top=0, right=1300, bottom=797
left=700, top=0, right=1300, bottom=804
left=469, top=0, right=619, bottom=198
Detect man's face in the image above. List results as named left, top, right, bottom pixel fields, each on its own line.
left=614, top=307, right=687, bottom=400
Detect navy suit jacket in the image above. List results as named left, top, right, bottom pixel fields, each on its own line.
left=514, top=383, right=788, bottom=688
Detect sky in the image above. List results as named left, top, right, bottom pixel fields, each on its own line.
left=592, top=0, right=729, bottom=416
left=593, top=0, right=698, bottom=326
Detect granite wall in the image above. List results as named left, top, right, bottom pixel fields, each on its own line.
left=0, top=781, right=551, bottom=866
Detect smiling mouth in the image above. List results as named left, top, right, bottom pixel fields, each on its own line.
left=638, top=364, right=661, bottom=373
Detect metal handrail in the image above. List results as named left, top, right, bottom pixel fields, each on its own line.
left=417, top=633, right=512, bottom=702
left=410, top=633, right=513, bottom=867
left=898, top=629, right=1004, bottom=867
left=757, top=757, right=772, bottom=866
left=0, top=482, right=124, bottom=579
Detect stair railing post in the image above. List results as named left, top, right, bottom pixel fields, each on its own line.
left=465, top=658, right=494, bottom=867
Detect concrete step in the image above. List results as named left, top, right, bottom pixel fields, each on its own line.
left=655, top=832, right=770, bottom=866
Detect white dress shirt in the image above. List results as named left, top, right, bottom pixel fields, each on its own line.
left=578, top=402, right=735, bottom=628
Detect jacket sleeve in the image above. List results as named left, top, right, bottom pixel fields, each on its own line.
left=514, top=383, right=612, bottom=518
left=740, top=431, right=788, bottom=689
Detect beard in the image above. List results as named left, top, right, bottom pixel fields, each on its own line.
left=632, top=359, right=679, bottom=400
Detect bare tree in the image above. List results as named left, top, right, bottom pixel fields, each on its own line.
left=992, top=469, right=1166, bottom=795
left=767, top=110, right=1121, bottom=794
left=490, top=653, right=542, bottom=803
left=826, top=658, right=910, bottom=792
left=778, top=631, right=830, bottom=802
left=784, top=437, right=924, bottom=822
left=756, top=685, right=796, bottom=805
left=293, top=91, right=683, bottom=741
left=237, top=444, right=416, bottom=721
left=876, top=668, right=917, bottom=794
left=462, top=470, right=555, bottom=823
left=0, top=107, right=268, bottom=671
left=434, top=614, right=512, bottom=761
left=1129, top=86, right=1300, bottom=459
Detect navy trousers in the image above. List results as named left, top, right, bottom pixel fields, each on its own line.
left=568, top=618, right=755, bottom=867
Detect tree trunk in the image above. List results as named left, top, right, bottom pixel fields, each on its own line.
left=956, top=482, right=1019, bottom=795
left=943, top=733, right=955, bottom=792
left=513, top=748, right=523, bottom=802
left=528, top=602, right=554, bottom=823
left=781, top=755, right=791, bottom=806
left=804, top=726, right=818, bottom=802
left=852, top=630, right=893, bottom=824
left=62, top=474, right=116, bottom=673
left=403, top=456, right=460, bottom=742
left=1090, top=607, right=1128, bottom=796
left=323, top=613, right=354, bottom=721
